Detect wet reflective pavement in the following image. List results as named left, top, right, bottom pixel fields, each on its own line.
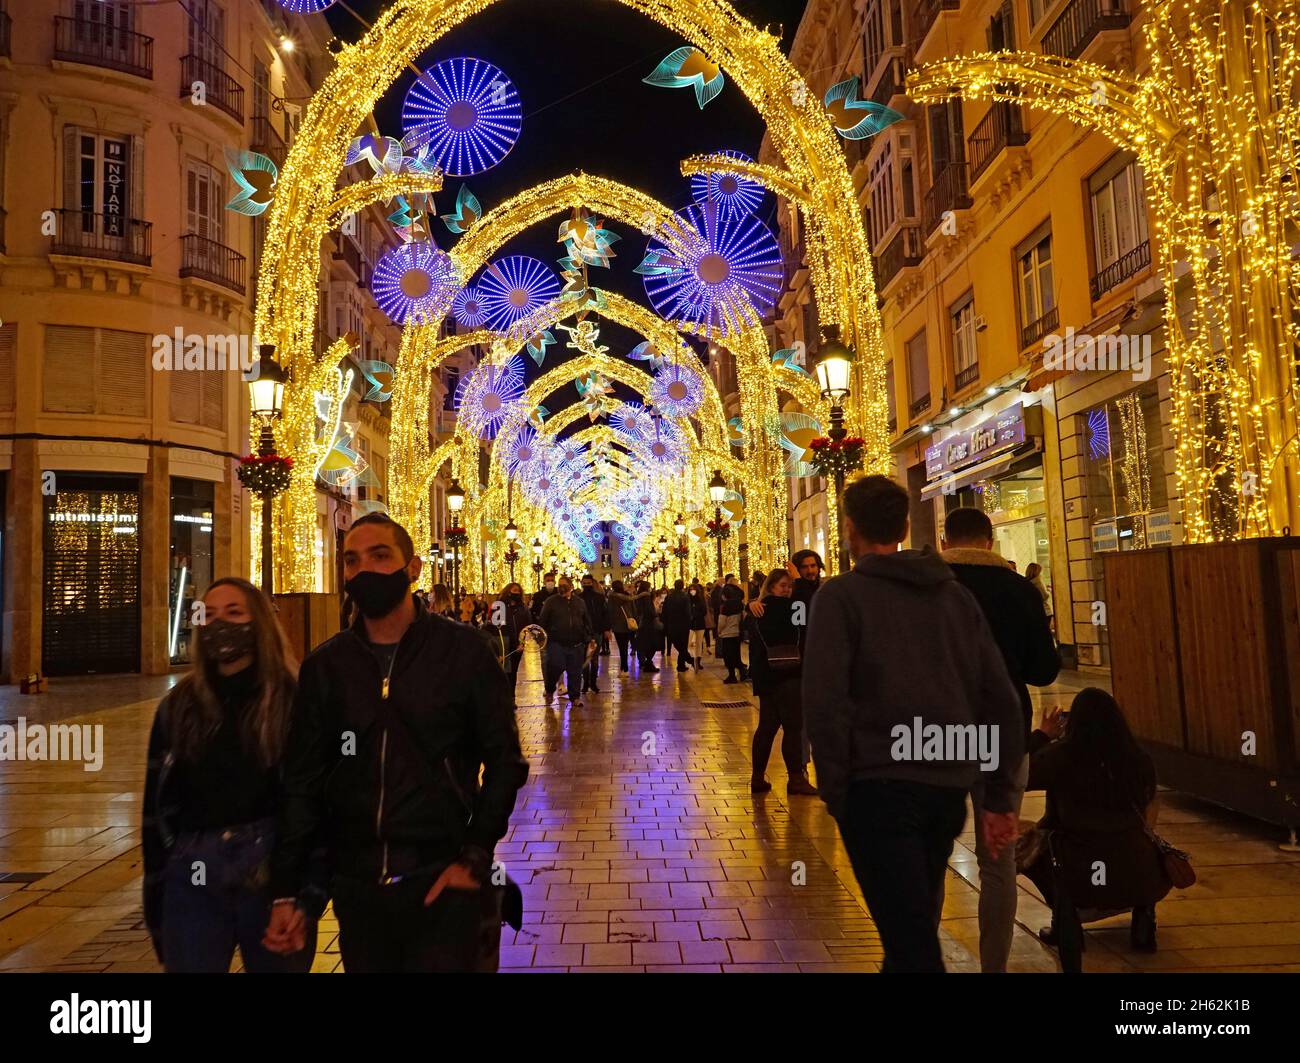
left=1, top=646, right=1298, bottom=972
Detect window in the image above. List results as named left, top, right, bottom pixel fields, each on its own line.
left=43, top=326, right=148, bottom=417
left=1027, top=0, right=1051, bottom=30
left=928, top=99, right=966, bottom=178
left=185, top=159, right=224, bottom=242
left=443, top=366, right=459, bottom=411
left=950, top=291, right=979, bottom=389
left=906, top=329, right=930, bottom=412
left=1090, top=155, right=1149, bottom=272
left=169, top=367, right=225, bottom=430
left=884, top=360, right=896, bottom=428
left=253, top=58, right=270, bottom=119
left=1081, top=381, right=1168, bottom=523
left=868, top=142, right=896, bottom=246
left=863, top=0, right=886, bottom=76
left=1017, top=225, right=1054, bottom=328
left=987, top=0, right=1015, bottom=50
left=188, top=0, right=225, bottom=68
left=79, top=132, right=131, bottom=231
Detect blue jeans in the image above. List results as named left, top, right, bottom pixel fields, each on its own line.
left=161, top=818, right=316, bottom=973
left=545, top=642, right=585, bottom=699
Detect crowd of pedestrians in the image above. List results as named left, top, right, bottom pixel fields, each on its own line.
left=142, top=492, right=1176, bottom=975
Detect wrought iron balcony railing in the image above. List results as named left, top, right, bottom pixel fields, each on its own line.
left=180, top=54, right=244, bottom=124
left=180, top=232, right=246, bottom=295
left=911, top=0, right=960, bottom=50
left=49, top=209, right=151, bottom=265
left=923, top=161, right=973, bottom=235
left=1090, top=239, right=1150, bottom=300
left=1020, top=304, right=1059, bottom=350
left=874, top=224, right=923, bottom=290
left=54, top=16, right=154, bottom=79
left=968, top=100, right=1030, bottom=184
left=1042, top=0, right=1131, bottom=61
left=251, top=116, right=287, bottom=169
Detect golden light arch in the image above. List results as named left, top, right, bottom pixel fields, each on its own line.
left=257, top=0, right=888, bottom=590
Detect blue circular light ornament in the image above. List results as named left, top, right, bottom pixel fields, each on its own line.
left=454, top=357, right=526, bottom=440
left=453, top=285, right=488, bottom=328
left=276, top=0, right=338, bottom=12
left=690, top=150, right=764, bottom=217
left=642, top=201, right=784, bottom=334
left=371, top=240, right=459, bottom=325
left=478, top=256, right=562, bottom=333
left=402, top=57, right=522, bottom=176
left=649, top=362, right=705, bottom=419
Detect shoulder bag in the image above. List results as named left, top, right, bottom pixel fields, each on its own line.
left=754, top=615, right=800, bottom=671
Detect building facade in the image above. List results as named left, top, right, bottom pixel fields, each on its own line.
left=778, top=0, right=1180, bottom=672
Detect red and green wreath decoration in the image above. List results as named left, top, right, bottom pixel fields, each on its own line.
left=706, top=519, right=731, bottom=540
left=671, top=544, right=690, bottom=560
left=237, top=453, right=294, bottom=496
left=809, top=436, right=865, bottom=479
left=446, top=526, right=470, bottom=548
left=504, top=547, right=521, bottom=564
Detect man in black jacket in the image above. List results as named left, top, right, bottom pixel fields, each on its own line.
left=538, top=576, right=595, bottom=705
left=578, top=575, right=612, bottom=693
left=941, top=506, right=1060, bottom=973
left=660, top=580, right=695, bottom=672
left=802, top=476, right=1023, bottom=973
left=263, top=514, right=528, bottom=972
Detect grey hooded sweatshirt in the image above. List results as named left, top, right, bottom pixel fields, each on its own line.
left=802, top=549, right=1024, bottom=820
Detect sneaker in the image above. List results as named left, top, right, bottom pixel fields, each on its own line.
left=750, top=777, right=772, bottom=794
left=589, top=685, right=601, bottom=693
left=787, top=776, right=819, bottom=797
left=723, top=676, right=738, bottom=684
left=676, top=663, right=689, bottom=672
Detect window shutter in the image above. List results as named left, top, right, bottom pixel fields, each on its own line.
left=62, top=125, right=80, bottom=211
left=130, top=135, right=144, bottom=222
left=201, top=369, right=225, bottom=429
left=44, top=326, right=96, bottom=412
left=0, top=323, right=15, bottom=412
left=97, top=329, right=148, bottom=417
left=170, top=370, right=200, bottom=424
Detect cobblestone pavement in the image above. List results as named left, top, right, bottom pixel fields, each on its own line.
left=1, top=647, right=1298, bottom=972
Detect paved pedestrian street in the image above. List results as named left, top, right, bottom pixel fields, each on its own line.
left=1, top=650, right=1298, bottom=974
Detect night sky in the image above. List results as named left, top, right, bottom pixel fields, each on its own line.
left=325, top=0, right=810, bottom=421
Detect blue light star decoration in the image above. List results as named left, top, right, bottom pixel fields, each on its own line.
left=371, top=240, right=460, bottom=325
left=524, top=331, right=555, bottom=366
left=224, top=148, right=277, bottom=216
left=402, top=58, right=523, bottom=177
left=771, top=347, right=812, bottom=377
left=643, top=46, right=724, bottom=109
left=359, top=361, right=395, bottom=402
left=642, top=200, right=784, bottom=335
left=611, top=402, right=654, bottom=442
left=649, top=362, right=705, bottom=419
left=690, top=149, right=763, bottom=218
left=452, top=285, right=488, bottom=328
left=626, top=340, right=666, bottom=372
left=823, top=77, right=905, bottom=140
left=478, top=256, right=562, bottom=335
left=502, top=423, right=540, bottom=475
left=453, top=356, right=526, bottom=440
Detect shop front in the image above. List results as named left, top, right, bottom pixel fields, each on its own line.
left=169, top=477, right=216, bottom=665
left=920, top=400, right=1053, bottom=593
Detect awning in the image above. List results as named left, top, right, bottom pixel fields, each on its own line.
left=919, top=442, right=1041, bottom=501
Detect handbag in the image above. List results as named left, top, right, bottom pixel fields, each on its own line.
left=754, top=616, right=800, bottom=671
left=1139, top=816, right=1196, bottom=889
left=620, top=606, right=639, bottom=632
left=1015, top=824, right=1051, bottom=874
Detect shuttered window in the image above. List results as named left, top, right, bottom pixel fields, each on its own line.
left=170, top=367, right=225, bottom=430
left=43, top=326, right=148, bottom=417
left=170, top=371, right=201, bottom=424
left=201, top=370, right=224, bottom=429
left=0, top=324, right=15, bottom=412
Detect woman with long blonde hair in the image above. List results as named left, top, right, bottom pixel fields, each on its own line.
left=141, top=577, right=319, bottom=972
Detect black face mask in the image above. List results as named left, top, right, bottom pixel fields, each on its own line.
left=198, top=618, right=256, bottom=664
left=346, top=566, right=412, bottom=618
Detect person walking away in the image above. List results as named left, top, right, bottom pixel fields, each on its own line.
left=802, top=476, right=1024, bottom=973
left=661, top=580, right=695, bottom=672
left=143, top=576, right=319, bottom=973
left=1021, top=689, right=1171, bottom=971
left=607, top=580, right=638, bottom=672
left=579, top=574, right=612, bottom=693
left=747, top=569, right=818, bottom=797
left=265, top=514, right=528, bottom=972
left=635, top=581, right=662, bottom=672
left=488, top=582, right=532, bottom=693
left=538, top=576, right=596, bottom=706
left=687, top=583, right=708, bottom=670
left=715, top=584, right=748, bottom=682
left=940, top=507, right=1061, bottom=972
left=702, top=581, right=716, bottom=649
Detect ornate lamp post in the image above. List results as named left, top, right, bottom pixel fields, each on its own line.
left=673, top=513, right=687, bottom=583
left=430, top=539, right=442, bottom=584
left=707, top=469, right=729, bottom=581
left=531, top=537, right=544, bottom=591
left=446, top=478, right=465, bottom=605
left=814, top=327, right=855, bottom=573
left=504, top=519, right=519, bottom=583
left=240, top=348, right=289, bottom=596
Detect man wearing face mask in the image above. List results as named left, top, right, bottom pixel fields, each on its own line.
left=531, top=574, right=557, bottom=620
left=537, top=576, right=595, bottom=707
left=264, top=514, right=529, bottom=972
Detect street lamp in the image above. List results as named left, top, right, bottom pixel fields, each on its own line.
left=446, top=479, right=465, bottom=604
left=504, top=519, right=519, bottom=582
left=531, top=537, right=544, bottom=591
left=242, top=347, right=288, bottom=596
left=673, top=513, right=687, bottom=582
left=815, top=325, right=854, bottom=572
left=708, top=469, right=728, bottom=581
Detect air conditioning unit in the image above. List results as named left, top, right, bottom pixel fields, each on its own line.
left=973, top=314, right=989, bottom=332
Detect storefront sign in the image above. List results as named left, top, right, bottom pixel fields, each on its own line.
left=926, top=403, right=1027, bottom=481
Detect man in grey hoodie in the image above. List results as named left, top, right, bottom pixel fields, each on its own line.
left=802, top=475, right=1023, bottom=972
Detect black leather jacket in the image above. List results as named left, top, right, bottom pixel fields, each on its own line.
left=269, top=598, right=529, bottom=896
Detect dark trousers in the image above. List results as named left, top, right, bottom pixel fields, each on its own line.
left=752, top=677, right=803, bottom=777
left=545, top=642, right=585, bottom=698
left=614, top=631, right=632, bottom=670
left=331, top=874, right=486, bottom=973
left=718, top=636, right=743, bottom=677
left=583, top=648, right=601, bottom=691
left=838, top=778, right=968, bottom=973
left=162, top=819, right=316, bottom=973
left=665, top=625, right=692, bottom=666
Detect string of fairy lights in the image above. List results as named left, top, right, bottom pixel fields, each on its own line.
left=907, top=0, right=1300, bottom=543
